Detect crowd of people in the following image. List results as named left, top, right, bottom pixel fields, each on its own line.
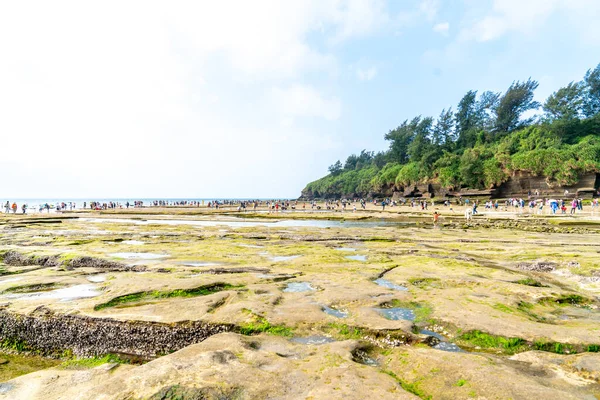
left=2, top=196, right=599, bottom=216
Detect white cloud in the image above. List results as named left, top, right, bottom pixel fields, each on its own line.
left=458, top=0, right=600, bottom=43
left=356, top=66, right=378, bottom=81
left=328, top=0, right=390, bottom=43
left=270, top=85, right=342, bottom=121
left=419, top=0, right=439, bottom=21
left=433, top=22, right=450, bottom=36
left=0, top=0, right=392, bottom=198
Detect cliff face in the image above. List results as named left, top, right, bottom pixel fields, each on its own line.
left=300, top=172, right=600, bottom=200
left=495, top=172, right=599, bottom=198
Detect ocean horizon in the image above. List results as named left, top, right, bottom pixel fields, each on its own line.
left=0, top=197, right=296, bottom=212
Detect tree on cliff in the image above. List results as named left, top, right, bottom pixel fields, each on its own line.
left=455, top=90, right=479, bottom=149
left=544, top=81, right=584, bottom=121
left=583, top=63, right=600, bottom=118
left=494, top=78, right=540, bottom=133
left=432, top=108, right=454, bottom=147
left=303, top=63, right=600, bottom=198
left=328, top=160, right=342, bottom=175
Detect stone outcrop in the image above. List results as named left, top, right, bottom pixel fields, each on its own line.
left=0, top=306, right=233, bottom=358
left=495, top=171, right=599, bottom=198
left=66, top=256, right=146, bottom=272
left=2, top=251, right=61, bottom=267
left=300, top=172, right=600, bottom=200
left=1, top=251, right=146, bottom=272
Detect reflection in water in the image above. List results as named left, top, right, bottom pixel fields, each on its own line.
left=291, top=336, right=335, bottom=345
left=373, top=278, right=407, bottom=291
left=375, top=307, right=415, bottom=321
left=283, top=282, right=315, bottom=292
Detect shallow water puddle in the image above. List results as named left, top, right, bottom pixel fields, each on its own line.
left=109, top=252, right=167, bottom=260
left=375, top=307, right=415, bottom=321
left=432, top=342, right=464, bottom=353
left=420, top=329, right=465, bottom=353
left=238, top=244, right=264, bottom=249
left=373, top=278, right=408, bottom=291
left=322, top=305, right=348, bottom=318
left=5, top=284, right=100, bottom=302
left=86, top=275, right=106, bottom=283
left=283, top=282, right=315, bottom=292
left=0, top=383, right=14, bottom=394
left=180, top=262, right=223, bottom=267
left=122, top=240, right=144, bottom=245
left=0, top=277, right=23, bottom=284
left=269, top=255, right=300, bottom=262
left=346, top=255, right=366, bottom=261
left=335, top=247, right=356, bottom=252
left=419, top=329, right=444, bottom=340
left=291, top=336, right=335, bottom=345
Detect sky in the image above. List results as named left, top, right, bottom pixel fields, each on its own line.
left=1, top=0, right=599, bottom=199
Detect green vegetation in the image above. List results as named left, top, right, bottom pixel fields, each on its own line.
left=0, top=337, right=31, bottom=352
left=60, top=354, right=127, bottom=369
left=382, top=370, right=431, bottom=400
left=324, top=322, right=365, bottom=340
left=238, top=310, right=293, bottom=337
left=93, top=283, right=239, bottom=310
left=533, top=341, right=577, bottom=354
left=457, top=330, right=527, bottom=354
left=514, top=278, right=547, bottom=287
left=408, top=277, right=441, bottom=288
left=0, top=351, right=60, bottom=383
left=2, top=282, right=64, bottom=294
left=303, top=63, right=600, bottom=198
left=539, top=294, right=592, bottom=306
left=455, top=379, right=468, bottom=387
left=238, top=321, right=293, bottom=337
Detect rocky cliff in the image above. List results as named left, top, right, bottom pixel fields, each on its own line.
left=300, top=172, right=600, bottom=200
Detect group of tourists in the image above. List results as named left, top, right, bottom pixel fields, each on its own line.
left=151, top=200, right=201, bottom=207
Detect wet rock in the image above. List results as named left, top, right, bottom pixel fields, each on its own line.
left=0, top=358, right=8, bottom=365
left=351, top=347, right=378, bottom=366
left=210, top=350, right=237, bottom=364
left=2, top=250, right=61, bottom=267
left=200, top=267, right=270, bottom=275
left=421, top=335, right=441, bottom=347
left=149, top=384, right=243, bottom=400
left=517, top=261, right=557, bottom=272
left=0, top=306, right=233, bottom=358
left=67, top=256, right=146, bottom=272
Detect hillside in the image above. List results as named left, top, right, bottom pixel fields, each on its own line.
left=302, top=64, right=600, bottom=200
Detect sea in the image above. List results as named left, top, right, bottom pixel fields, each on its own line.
left=0, top=198, right=276, bottom=214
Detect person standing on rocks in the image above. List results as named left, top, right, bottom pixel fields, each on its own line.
left=464, top=208, right=473, bottom=221
left=11, top=202, right=17, bottom=214
left=4, top=201, right=9, bottom=214
left=433, top=211, right=440, bottom=227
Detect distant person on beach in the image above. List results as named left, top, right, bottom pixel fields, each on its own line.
left=433, top=211, right=440, bottom=227
left=21, top=204, right=27, bottom=214
left=11, top=203, right=17, bottom=214
left=464, top=208, right=473, bottom=221
left=4, top=201, right=9, bottom=214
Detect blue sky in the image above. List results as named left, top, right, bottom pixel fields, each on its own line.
left=1, top=0, right=599, bottom=198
